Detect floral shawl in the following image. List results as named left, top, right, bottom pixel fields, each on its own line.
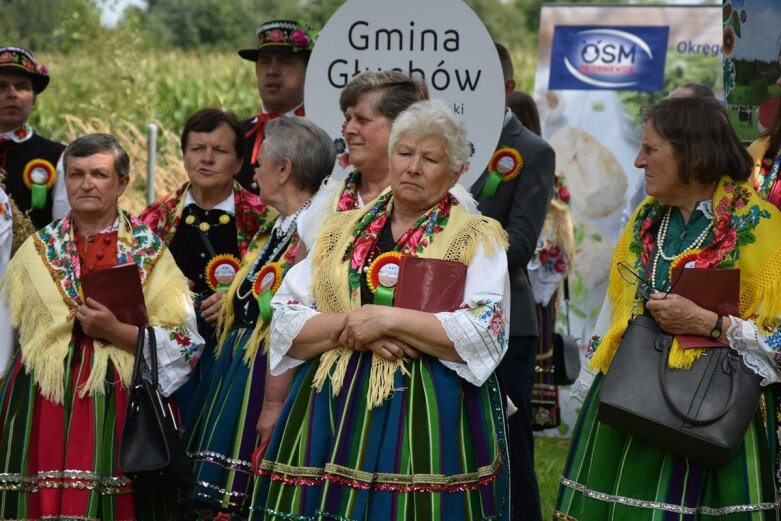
left=139, top=181, right=276, bottom=257
left=591, top=177, right=781, bottom=373
left=1, top=210, right=190, bottom=403
left=310, top=192, right=508, bottom=408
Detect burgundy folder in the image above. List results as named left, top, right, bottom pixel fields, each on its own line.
left=80, top=262, right=149, bottom=327
left=394, top=256, right=467, bottom=312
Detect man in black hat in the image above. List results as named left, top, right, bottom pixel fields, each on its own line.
left=237, top=20, right=317, bottom=190
left=0, top=46, right=67, bottom=237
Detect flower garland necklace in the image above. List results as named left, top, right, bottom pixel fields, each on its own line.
left=235, top=198, right=310, bottom=301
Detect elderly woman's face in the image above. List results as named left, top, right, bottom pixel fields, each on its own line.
left=183, top=122, right=242, bottom=193
left=390, top=133, right=459, bottom=212
left=65, top=152, right=128, bottom=220
left=634, top=121, right=683, bottom=205
left=343, top=90, right=391, bottom=176
left=253, top=142, right=285, bottom=208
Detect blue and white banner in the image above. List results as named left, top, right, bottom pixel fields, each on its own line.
left=549, top=25, right=669, bottom=91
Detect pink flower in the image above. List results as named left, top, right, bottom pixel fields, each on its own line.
left=538, top=249, right=550, bottom=265
left=554, top=257, right=568, bottom=274
left=351, top=239, right=372, bottom=269
left=365, top=215, right=386, bottom=236
left=735, top=198, right=746, bottom=208
left=268, top=29, right=284, bottom=42
left=489, top=314, right=504, bottom=336
left=173, top=332, right=191, bottom=346
left=290, top=29, right=310, bottom=48
left=213, top=513, right=232, bottom=521
left=405, top=228, right=425, bottom=252
left=337, top=152, right=351, bottom=169
left=558, top=186, right=570, bottom=203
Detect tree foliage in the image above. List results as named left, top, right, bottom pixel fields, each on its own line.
left=0, top=0, right=105, bottom=53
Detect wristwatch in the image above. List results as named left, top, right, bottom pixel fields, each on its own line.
left=709, top=315, right=723, bottom=340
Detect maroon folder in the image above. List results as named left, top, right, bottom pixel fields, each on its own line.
left=670, top=268, right=739, bottom=349
left=394, top=256, right=467, bottom=312
left=80, top=262, right=149, bottom=326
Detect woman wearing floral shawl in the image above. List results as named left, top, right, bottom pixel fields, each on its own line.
left=140, top=109, right=275, bottom=420
left=0, top=134, right=203, bottom=520
left=555, top=97, right=781, bottom=520
left=251, top=100, right=511, bottom=520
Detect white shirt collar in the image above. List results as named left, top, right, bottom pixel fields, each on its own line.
left=184, top=187, right=235, bottom=215
left=502, top=107, right=513, bottom=128
left=0, top=123, right=33, bottom=143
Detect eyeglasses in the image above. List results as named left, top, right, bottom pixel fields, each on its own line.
left=616, top=261, right=684, bottom=301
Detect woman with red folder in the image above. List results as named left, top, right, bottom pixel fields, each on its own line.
left=555, top=97, right=781, bottom=519
left=251, top=100, right=512, bottom=520
left=0, top=134, right=203, bottom=520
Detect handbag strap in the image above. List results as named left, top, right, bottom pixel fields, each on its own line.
left=658, top=339, right=740, bottom=426
left=563, top=277, right=571, bottom=337
left=130, top=326, right=159, bottom=389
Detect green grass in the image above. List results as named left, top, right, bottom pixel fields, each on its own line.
left=535, top=436, right=570, bottom=518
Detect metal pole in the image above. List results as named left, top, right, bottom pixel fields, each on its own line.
left=146, top=123, right=158, bottom=205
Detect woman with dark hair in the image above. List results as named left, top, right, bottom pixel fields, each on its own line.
left=554, top=97, right=781, bottom=519
left=183, top=116, right=335, bottom=519
left=140, top=108, right=275, bottom=419
left=0, top=133, right=203, bottom=519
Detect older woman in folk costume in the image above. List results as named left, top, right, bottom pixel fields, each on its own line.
left=251, top=100, right=511, bottom=521
left=0, top=134, right=203, bottom=520
left=183, top=117, right=335, bottom=519
left=296, top=70, right=428, bottom=252
left=555, top=97, right=781, bottom=520
left=140, top=108, right=275, bottom=420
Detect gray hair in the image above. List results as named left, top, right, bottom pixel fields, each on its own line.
left=64, top=133, right=130, bottom=178
left=388, top=99, right=469, bottom=173
left=263, top=116, right=336, bottom=193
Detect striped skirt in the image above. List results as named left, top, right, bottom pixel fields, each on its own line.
left=0, top=339, right=174, bottom=520
left=185, top=327, right=267, bottom=516
left=554, top=375, right=780, bottom=520
left=250, top=350, right=510, bottom=521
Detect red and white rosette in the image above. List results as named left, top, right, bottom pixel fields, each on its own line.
left=205, top=254, right=241, bottom=292
left=22, top=158, right=56, bottom=209
left=366, top=251, right=402, bottom=306
left=253, top=263, right=283, bottom=322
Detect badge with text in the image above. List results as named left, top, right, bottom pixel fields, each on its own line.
left=22, top=158, right=56, bottom=209
left=253, top=263, right=283, bottom=322
left=205, top=254, right=241, bottom=292
left=480, top=147, right=523, bottom=198
left=366, top=251, right=402, bottom=306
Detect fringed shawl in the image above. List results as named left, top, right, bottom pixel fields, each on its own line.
left=310, top=196, right=508, bottom=408
left=1, top=210, right=189, bottom=404
left=590, top=177, right=781, bottom=373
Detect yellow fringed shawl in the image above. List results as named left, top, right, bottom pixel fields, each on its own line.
left=310, top=201, right=508, bottom=409
left=590, top=178, right=781, bottom=374
left=1, top=210, right=189, bottom=404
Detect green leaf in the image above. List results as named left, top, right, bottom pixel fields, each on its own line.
left=732, top=11, right=741, bottom=39
left=723, top=3, right=733, bottom=24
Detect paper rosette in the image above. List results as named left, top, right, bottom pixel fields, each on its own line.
left=204, top=254, right=241, bottom=291
left=253, top=262, right=283, bottom=322
left=668, top=249, right=701, bottom=281
left=481, top=147, right=523, bottom=198
left=22, top=158, right=56, bottom=209
left=366, top=251, right=401, bottom=306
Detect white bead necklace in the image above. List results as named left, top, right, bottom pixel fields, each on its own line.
left=648, top=206, right=712, bottom=287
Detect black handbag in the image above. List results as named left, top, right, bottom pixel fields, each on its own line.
left=119, top=326, right=193, bottom=492
left=598, top=314, right=761, bottom=467
left=552, top=277, right=580, bottom=385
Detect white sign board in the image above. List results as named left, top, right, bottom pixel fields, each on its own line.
left=304, top=0, right=504, bottom=188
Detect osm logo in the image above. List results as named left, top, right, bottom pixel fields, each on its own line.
left=549, top=26, right=669, bottom=91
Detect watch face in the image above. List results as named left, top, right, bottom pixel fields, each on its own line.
left=710, top=328, right=721, bottom=339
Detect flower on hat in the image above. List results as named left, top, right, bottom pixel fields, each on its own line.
left=36, top=64, right=48, bottom=74
left=268, top=29, right=285, bottom=42
left=290, top=29, right=310, bottom=49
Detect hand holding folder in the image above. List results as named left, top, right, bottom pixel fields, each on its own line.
left=669, top=268, right=739, bottom=348
left=80, top=263, right=148, bottom=327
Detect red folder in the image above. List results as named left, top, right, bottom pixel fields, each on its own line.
left=669, top=268, right=739, bottom=349
left=394, top=256, right=467, bottom=312
left=80, top=262, right=149, bottom=327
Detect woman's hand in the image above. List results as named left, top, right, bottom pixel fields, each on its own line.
left=199, top=291, right=225, bottom=326
left=76, top=297, right=122, bottom=340
left=355, top=337, right=420, bottom=361
left=256, top=399, right=285, bottom=442
left=75, top=297, right=138, bottom=353
left=645, top=293, right=718, bottom=337
left=339, top=304, right=395, bottom=349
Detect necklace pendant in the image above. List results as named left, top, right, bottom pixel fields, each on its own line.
left=185, top=214, right=196, bottom=225
left=199, top=222, right=211, bottom=233
left=219, top=214, right=230, bottom=225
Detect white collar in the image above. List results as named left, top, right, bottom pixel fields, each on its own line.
left=184, top=187, right=235, bottom=215
left=0, top=123, right=33, bottom=143
left=502, top=107, right=513, bottom=128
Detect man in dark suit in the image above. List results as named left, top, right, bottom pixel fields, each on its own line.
left=469, top=43, right=555, bottom=521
